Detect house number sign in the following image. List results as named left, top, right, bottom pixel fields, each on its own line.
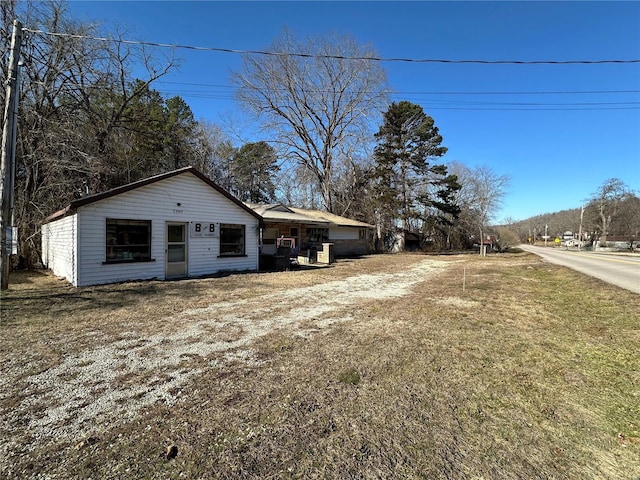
left=190, top=222, right=217, bottom=237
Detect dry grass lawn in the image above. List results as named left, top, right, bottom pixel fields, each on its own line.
left=1, top=252, right=638, bottom=479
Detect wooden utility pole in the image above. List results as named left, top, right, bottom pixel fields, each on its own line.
left=577, top=205, right=584, bottom=251
left=0, top=20, right=23, bottom=290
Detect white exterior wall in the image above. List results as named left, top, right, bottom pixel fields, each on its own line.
left=73, top=173, right=259, bottom=286
left=329, top=226, right=360, bottom=241
left=328, top=226, right=371, bottom=256
left=42, top=214, right=78, bottom=285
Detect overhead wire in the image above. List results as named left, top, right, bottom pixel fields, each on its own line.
left=22, top=28, right=640, bottom=65
left=21, top=27, right=640, bottom=111
left=154, top=81, right=640, bottom=96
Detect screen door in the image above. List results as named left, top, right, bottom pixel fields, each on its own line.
left=166, top=223, right=187, bottom=278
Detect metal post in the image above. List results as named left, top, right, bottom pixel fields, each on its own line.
left=0, top=20, right=23, bottom=290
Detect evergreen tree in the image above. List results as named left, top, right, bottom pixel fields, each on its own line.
left=417, top=171, right=462, bottom=249
left=118, top=80, right=167, bottom=182
left=231, top=141, right=279, bottom=203
left=373, top=101, right=450, bottom=248
left=163, top=96, right=197, bottom=170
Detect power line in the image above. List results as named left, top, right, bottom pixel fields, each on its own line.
left=21, top=27, right=640, bottom=111
left=427, top=101, right=640, bottom=106
left=389, top=89, right=640, bottom=96
left=158, top=92, right=640, bottom=107
left=29, top=81, right=639, bottom=110
left=22, top=28, right=640, bottom=65
left=155, top=81, right=640, bottom=96
left=425, top=106, right=640, bottom=111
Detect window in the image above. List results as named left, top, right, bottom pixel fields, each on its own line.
left=220, top=224, right=245, bottom=256
left=290, top=226, right=299, bottom=237
left=359, top=228, right=368, bottom=240
left=306, top=227, right=329, bottom=243
left=262, top=228, right=279, bottom=246
left=106, top=219, right=151, bottom=262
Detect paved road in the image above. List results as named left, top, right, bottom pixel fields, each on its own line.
left=519, top=244, right=640, bottom=294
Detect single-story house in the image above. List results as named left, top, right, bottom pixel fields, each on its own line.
left=247, top=203, right=373, bottom=258
left=41, top=166, right=262, bottom=287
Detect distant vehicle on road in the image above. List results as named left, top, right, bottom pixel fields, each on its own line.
left=563, top=239, right=583, bottom=248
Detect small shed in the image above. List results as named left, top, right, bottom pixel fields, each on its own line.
left=386, top=230, right=421, bottom=253
left=41, top=167, right=262, bottom=287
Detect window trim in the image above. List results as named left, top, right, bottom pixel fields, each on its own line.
left=219, top=223, right=246, bottom=257
left=102, top=258, right=156, bottom=265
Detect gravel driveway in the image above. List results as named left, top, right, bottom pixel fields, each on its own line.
left=2, top=258, right=449, bottom=453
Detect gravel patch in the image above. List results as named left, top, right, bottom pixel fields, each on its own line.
left=8, top=259, right=448, bottom=446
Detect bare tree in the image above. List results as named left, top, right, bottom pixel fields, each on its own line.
left=233, top=29, right=388, bottom=213
left=586, top=178, right=630, bottom=245
left=495, top=226, right=521, bottom=252
left=276, top=163, right=323, bottom=209
left=614, top=193, right=640, bottom=241
left=449, top=163, right=509, bottom=255
left=190, top=121, right=237, bottom=191
left=5, top=0, right=176, bottom=266
left=331, top=154, right=374, bottom=220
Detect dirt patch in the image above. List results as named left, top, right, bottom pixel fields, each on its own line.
left=3, top=257, right=449, bottom=447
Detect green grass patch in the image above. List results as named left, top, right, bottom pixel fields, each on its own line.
left=337, top=367, right=361, bottom=385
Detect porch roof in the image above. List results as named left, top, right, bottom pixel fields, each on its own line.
left=246, top=203, right=330, bottom=226
left=246, top=203, right=373, bottom=229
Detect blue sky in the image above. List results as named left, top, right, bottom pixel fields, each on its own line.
left=66, top=1, right=640, bottom=221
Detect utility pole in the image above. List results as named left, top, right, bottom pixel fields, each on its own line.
left=0, top=20, right=23, bottom=290
left=544, top=224, right=548, bottom=247
left=577, top=206, right=584, bottom=251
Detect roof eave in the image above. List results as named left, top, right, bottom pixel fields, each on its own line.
left=42, top=205, right=75, bottom=224
left=42, top=166, right=263, bottom=224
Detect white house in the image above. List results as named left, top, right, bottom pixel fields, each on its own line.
left=41, top=166, right=262, bottom=287
left=247, top=203, right=373, bottom=257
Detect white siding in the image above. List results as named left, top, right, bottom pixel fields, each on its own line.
left=42, top=214, right=77, bottom=285
left=74, top=172, right=259, bottom=286
left=329, top=226, right=360, bottom=241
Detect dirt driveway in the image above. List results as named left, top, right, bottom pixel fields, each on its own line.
left=1, top=255, right=451, bottom=453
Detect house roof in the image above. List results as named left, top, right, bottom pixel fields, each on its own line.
left=246, top=203, right=373, bottom=229
left=43, top=166, right=262, bottom=224
left=245, top=203, right=329, bottom=226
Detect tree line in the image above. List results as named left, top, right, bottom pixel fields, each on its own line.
left=2, top=0, right=512, bottom=268
left=506, top=179, right=639, bottom=246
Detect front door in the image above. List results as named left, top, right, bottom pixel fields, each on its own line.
left=166, top=223, right=187, bottom=279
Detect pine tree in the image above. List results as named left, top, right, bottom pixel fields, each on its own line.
left=373, top=101, right=451, bottom=248
left=231, top=141, right=279, bottom=203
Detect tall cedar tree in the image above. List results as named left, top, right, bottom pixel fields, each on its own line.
left=164, top=96, right=197, bottom=170
left=373, top=101, right=455, bottom=245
